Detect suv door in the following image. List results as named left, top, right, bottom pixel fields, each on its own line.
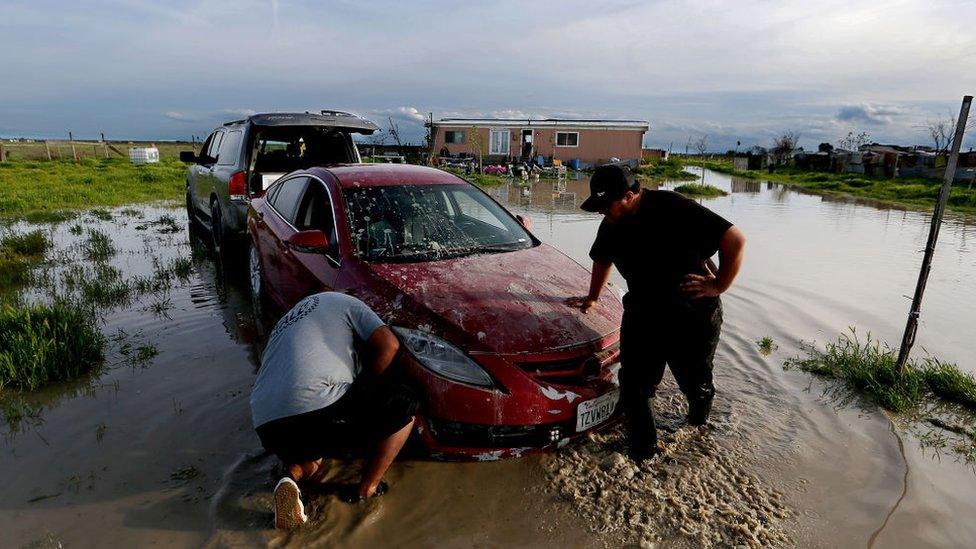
left=188, top=132, right=218, bottom=216
left=194, top=130, right=223, bottom=211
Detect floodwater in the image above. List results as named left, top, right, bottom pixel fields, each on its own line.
left=1, top=169, right=974, bottom=547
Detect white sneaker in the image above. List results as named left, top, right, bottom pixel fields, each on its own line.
left=273, top=477, right=308, bottom=529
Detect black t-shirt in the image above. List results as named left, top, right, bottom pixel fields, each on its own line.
left=589, top=189, right=732, bottom=306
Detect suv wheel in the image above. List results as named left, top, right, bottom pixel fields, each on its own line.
left=186, top=192, right=198, bottom=230
left=210, top=200, right=223, bottom=255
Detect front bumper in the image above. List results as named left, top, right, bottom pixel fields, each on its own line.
left=404, top=333, right=622, bottom=460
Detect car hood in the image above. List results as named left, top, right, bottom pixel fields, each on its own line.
left=366, top=244, right=622, bottom=354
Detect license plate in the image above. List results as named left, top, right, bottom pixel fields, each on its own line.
left=576, top=391, right=619, bottom=432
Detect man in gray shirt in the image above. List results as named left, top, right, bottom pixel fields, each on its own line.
left=250, top=292, right=418, bottom=529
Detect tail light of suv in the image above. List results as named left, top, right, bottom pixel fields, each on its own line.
left=229, top=171, right=246, bottom=201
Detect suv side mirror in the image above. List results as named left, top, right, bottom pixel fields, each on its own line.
left=179, top=151, right=198, bottom=163
left=285, top=230, right=330, bottom=253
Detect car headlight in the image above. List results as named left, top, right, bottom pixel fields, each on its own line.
left=392, top=327, right=494, bottom=387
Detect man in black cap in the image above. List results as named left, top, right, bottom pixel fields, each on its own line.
left=566, top=164, right=745, bottom=461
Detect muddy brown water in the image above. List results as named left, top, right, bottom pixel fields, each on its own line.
left=1, top=169, right=975, bottom=547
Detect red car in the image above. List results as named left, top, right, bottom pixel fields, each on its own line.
left=246, top=164, right=624, bottom=460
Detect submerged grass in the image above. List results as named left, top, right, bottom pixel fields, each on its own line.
left=0, top=158, right=185, bottom=217
left=0, top=301, right=105, bottom=391
left=82, top=229, right=116, bottom=261
left=674, top=183, right=728, bottom=197
left=632, top=158, right=698, bottom=182
left=0, top=230, right=49, bottom=290
left=786, top=329, right=976, bottom=413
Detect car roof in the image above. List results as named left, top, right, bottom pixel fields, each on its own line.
left=310, top=164, right=468, bottom=189
left=222, top=112, right=380, bottom=134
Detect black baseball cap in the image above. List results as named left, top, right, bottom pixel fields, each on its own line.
left=580, top=164, right=639, bottom=212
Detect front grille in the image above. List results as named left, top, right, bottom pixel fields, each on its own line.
left=427, top=417, right=577, bottom=448
left=517, top=342, right=620, bottom=385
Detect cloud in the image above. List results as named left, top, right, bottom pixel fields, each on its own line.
left=164, top=111, right=193, bottom=121
left=835, top=104, right=904, bottom=125
left=222, top=108, right=257, bottom=118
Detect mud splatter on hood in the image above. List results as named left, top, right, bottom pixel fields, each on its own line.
left=367, top=244, right=622, bottom=354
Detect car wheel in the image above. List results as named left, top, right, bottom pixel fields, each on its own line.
left=210, top=200, right=223, bottom=255
left=248, top=239, right=267, bottom=319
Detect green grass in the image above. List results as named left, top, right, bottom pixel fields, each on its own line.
left=632, top=158, right=698, bottom=182
left=0, top=230, right=49, bottom=290
left=680, top=157, right=976, bottom=215
left=0, top=157, right=185, bottom=217
left=757, top=336, right=777, bottom=356
left=82, top=228, right=116, bottom=261
left=2, top=230, right=49, bottom=257
left=0, top=301, right=105, bottom=391
left=674, top=183, right=728, bottom=197
left=786, top=329, right=976, bottom=413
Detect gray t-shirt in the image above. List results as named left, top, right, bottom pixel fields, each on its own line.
left=250, top=292, right=385, bottom=428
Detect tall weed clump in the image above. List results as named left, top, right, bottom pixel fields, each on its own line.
left=0, top=301, right=105, bottom=390
left=786, top=329, right=976, bottom=413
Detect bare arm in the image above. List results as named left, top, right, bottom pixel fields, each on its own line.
left=566, top=261, right=612, bottom=313
left=681, top=225, right=746, bottom=298
left=363, top=326, right=401, bottom=377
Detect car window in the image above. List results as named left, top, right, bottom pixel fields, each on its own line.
left=217, top=130, right=243, bottom=166
left=450, top=190, right=506, bottom=230
left=343, top=183, right=532, bottom=262
left=294, top=180, right=338, bottom=254
left=269, top=176, right=308, bottom=225
left=207, top=131, right=225, bottom=161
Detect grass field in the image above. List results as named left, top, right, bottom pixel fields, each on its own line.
left=680, top=158, right=976, bottom=215
left=0, top=157, right=186, bottom=217
left=0, top=140, right=193, bottom=162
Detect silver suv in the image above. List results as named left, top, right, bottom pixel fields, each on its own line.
left=181, top=111, right=379, bottom=254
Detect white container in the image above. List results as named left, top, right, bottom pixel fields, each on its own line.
left=129, top=147, right=160, bottom=165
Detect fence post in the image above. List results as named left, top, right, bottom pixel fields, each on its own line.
left=68, top=131, right=78, bottom=162
left=896, top=95, right=973, bottom=373
left=101, top=133, right=109, bottom=158
left=0, top=141, right=6, bottom=163
left=45, top=140, right=52, bottom=161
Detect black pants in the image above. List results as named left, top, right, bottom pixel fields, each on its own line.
left=619, top=295, right=723, bottom=454
left=256, top=376, right=419, bottom=464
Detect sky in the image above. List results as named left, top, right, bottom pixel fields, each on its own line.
left=2, top=0, right=975, bottom=152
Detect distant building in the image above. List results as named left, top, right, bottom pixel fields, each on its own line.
left=642, top=148, right=669, bottom=162
left=429, top=118, right=649, bottom=168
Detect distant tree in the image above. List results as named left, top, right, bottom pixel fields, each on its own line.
left=838, top=130, right=870, bottom=152
left=468, top=130, right=486, bottom=172
left=771, top=130, right=800, bottom=167
left=925, top=118, right=954, bottom=155
left=693, top=135, right=708, bottom=184
left=818, top=142, right=834, bottom=153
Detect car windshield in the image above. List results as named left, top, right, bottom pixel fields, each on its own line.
left=343, top=183, right=534, bottom=262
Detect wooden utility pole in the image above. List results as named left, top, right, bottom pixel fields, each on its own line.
left=44, top=140, right=52, bottom=161
left=896, top=95, right=972, bottom=372
left=101, top=133, right=109, bottom=158
left=68, top=131, right=78, bottom=162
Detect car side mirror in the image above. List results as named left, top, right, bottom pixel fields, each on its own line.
left=516, top=215, right=533, bottom=230
left=285, top=230, right=330, bottom=253
left=179, top=151, right=197, bottom=163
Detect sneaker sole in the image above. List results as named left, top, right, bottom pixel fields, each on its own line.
left=274, top=479, right=307, bottom=529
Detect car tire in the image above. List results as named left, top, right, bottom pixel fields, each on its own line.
left=210, top=200, right=224, bottom=256
left=248, top=238, right=268, bottom=320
